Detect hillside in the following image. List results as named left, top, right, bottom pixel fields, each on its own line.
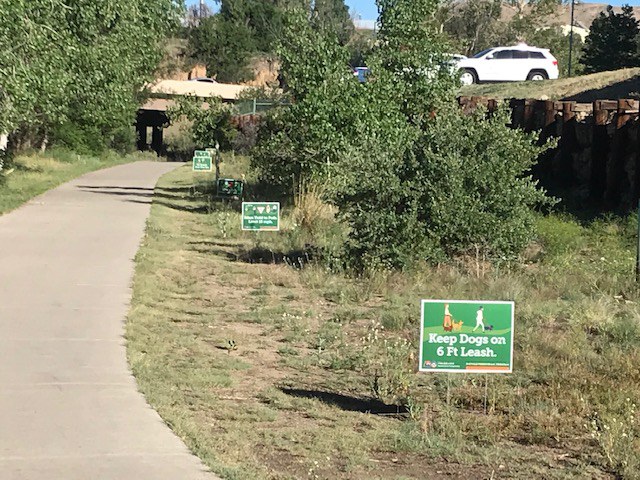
left=500, top=2, right=640, bottom=31
left=459, top=68, right=640, bottom=101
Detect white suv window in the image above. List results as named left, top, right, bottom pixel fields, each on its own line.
left=494, top=50, right=513, bottom=59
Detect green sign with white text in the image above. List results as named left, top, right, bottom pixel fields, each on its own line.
left=242, top=202, right=280, bottom=231
left=192, top=150, right=212, bottom=171
left=419, top=300, right=514, bottom=373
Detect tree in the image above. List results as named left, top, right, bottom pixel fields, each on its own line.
left=57, top=0, right=182, bottom=152
left=168, top=97, right=236, bottom=151
left=581, top=5, right=640, bottom=74
left=254, top=1, right=553, bottom=268
left=189, top=15, right=256, bottom=83
left=0, top=1, right=73, bottom=143
left=187, top=0, right=355, bottom=83
left=0, top=0, right=182, bottom=155
left=441, top=0, right=504, bottom=56
left=312, top=0, right=354, bottom=45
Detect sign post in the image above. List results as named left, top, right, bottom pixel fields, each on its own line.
left=192, top=150, right=212, bottom=172
left=242, top=202, right=280, bottom=231
left=419, top=300, right=514, bottom=373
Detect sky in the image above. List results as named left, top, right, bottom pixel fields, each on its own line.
left=188, top=0, right=638, bottom=22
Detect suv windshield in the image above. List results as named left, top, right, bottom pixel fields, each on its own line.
left=473, top=49, right=493, bottom=58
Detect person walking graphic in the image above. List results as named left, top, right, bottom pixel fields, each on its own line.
left=473, top=306, right=485, bottom=332
left=443, top=303, right=453, bottom=331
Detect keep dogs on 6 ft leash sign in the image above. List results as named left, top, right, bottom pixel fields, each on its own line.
left=419, top=300, right=514, bottom=373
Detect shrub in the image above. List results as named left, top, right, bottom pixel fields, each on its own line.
left=254, top=1, right=553, bottom=270
left=232, top=121, right=259, bottom=154
left=168, top=96, right=236, bottom=151
left=51, top=122, right=136, bottom=155
left=334, top=106, right=554, bottom=268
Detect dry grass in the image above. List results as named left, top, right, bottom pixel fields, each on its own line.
left=460, top=68, right=640, bottom=101
left=127, top=157, right=640, bottom=479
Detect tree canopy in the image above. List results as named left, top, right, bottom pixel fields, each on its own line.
left=253, top=0, right=553, bottom=268
left=581, top=5, right=640, bottom=74
left=0, top=0, right=181, bottom=154
left=187, top=0, right=354, bottom=83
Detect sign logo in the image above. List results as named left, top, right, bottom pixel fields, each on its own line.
left=419, top=300, right=514, bottom=373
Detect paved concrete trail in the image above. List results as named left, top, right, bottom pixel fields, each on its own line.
left=0, top=162, right=215, bottom=479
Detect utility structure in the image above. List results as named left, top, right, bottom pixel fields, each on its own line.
left=568, top=0, right=576, bottom=76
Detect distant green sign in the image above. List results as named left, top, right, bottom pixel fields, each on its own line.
left=419, top=300, right=514, bottom=374
left=242, top=202, right=280, bottom=231
left=217, top=178, right=243, bottom=197
left=192, top=150, right=212, bottom=172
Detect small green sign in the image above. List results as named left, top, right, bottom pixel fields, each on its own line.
left=242, top=202, right=280, bottom=231
left=192, top=150, right=212, bottom=172
left=419, top=300, right=514, bottom=374
left=217, top=178, right=243, bottom=197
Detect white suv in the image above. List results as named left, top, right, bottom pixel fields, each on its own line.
left=456, top=45, right=559, bottom=85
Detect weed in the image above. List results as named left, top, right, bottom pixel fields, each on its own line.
left=589, top=398, right=640, bottom=477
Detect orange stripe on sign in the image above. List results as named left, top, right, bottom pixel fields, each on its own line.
left=465, top=365, right=510, bottom=371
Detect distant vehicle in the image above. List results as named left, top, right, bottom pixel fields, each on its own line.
left=354, top=55, right=466, bottom=84
left=456, top=45, right=559, bottom=85
left=444, top=54, right=467, bottom=74
left=189, top=77, right=217, bottom=83
left=353, top=67, right=369, bottom=83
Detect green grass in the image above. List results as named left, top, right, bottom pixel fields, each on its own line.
left=460, top=67, right=640, bottom=100
left=0, top=149, right=158, bottom=215
left=128, top=154, right=640, bottom=479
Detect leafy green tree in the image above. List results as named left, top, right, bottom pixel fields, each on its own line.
left=59, top=0, right=182, bottom=152
left=441, top=0, right=503, bottom=56
left=168, top=97, right=237, bottom=151
left=0, top=0, right=72, bottom=142
left=189, top=15, right=255, bottom=82
left=0, top=0, right=181, bottom=155
left=338, top=107, right=550, bottom=266
left=254, top=0, right=553, bottom=268
left=581, top=5, right=640, bottom=74
left=187, top=0, right=354, bottom=82
left=313, top=0, right=355, bottom=45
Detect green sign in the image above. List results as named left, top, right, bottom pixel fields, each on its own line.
left=419, top=300, right=514, bottom=373
left=242, top=202, right=280, bottom=231
left=217, top=178, right=243, bottom=197
left=192, top=150, right=212, bottom=171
